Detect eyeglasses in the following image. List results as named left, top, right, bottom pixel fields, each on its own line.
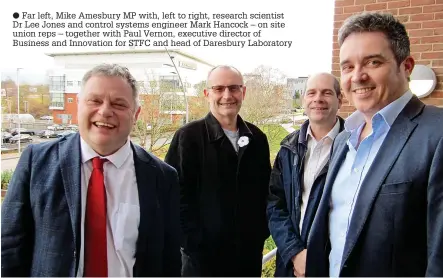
left=208, top=85, right=244, bottom=93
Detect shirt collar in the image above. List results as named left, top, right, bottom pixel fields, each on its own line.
left=306, top=117, right=341, bottom=142
left=378, top=90, right=413, bottom=127
left=80, top=137, right=131, bottom=169
left=344, top=90, right=413, bottom=133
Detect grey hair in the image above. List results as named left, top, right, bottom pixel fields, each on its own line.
left=338, top=11, right=410, bottom=66
left=206, top=65, right=244, bottom=87
left=81, top=63, right=140, bottom=108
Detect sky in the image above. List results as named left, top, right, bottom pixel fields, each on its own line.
left=0, top=0, right=335, bottom=84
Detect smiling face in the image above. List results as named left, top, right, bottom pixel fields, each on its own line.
left=303, top=73, right=342, bottom=125
left=339, top=31, right=414, bottom=118
left=77, top=75, right=140, bottom=156
left=204, top=67, right=246, bottom=121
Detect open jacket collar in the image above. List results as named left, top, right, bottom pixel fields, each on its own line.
left=204, top=112, right=253, bottom=142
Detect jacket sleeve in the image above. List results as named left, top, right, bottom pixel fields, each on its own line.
left=164, top=129, right=201, bottom=254
left=426, top=136, right=443, bottom=277
left=162, top=167, right=182, bottom=277
left=267, top=149, right=305, bottom=267
left=1, top=145, right=35, bottom=277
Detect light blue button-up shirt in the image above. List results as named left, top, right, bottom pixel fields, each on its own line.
left=328, top=91, right=413, bottom=277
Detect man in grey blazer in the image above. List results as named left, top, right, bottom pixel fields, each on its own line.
left=306, top=12, right=443, bottom=277
left=1, top=64, right=181, bottom=277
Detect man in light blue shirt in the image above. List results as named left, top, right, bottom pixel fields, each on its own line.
left=328, top=90, right=412, bottom=276
left=306, top=11, right=443, bottom=277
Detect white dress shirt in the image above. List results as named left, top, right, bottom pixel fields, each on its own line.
left=77, top=138, right=140, bottom=277
left=328, top=91, right=413, bottom=277
left=299, top=119, right=340, bottom=232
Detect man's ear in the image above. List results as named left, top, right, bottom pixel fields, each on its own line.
left=204, top=89, right=209, bottom=98
left=134, top=106, right=141, bottom=123
left=403, top=56, right=415, bottom=79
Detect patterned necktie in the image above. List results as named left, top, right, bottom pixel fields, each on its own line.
left=84, top=157, right=108, bottom=277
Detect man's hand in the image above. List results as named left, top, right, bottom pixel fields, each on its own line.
left=291, top=249, right=307, bottom=277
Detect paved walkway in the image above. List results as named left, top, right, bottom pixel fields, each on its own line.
left=1, top=152, right=21, bottom=171
left=2, top=153, right=20, bottom=160
left=281, top=123, right=296, bottom=133
left=2, top=157, right=19, bottom=171
left=280, top=115, right=307, bottom=133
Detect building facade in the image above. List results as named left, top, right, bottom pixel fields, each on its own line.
left=333, top=0, right=443, bottom=118
left=46, top=49, right=214, bottom=124
left=287, top=77, right=308, bottom=98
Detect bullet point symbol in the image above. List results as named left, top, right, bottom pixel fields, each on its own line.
left=13, top=12, right=19, bottom=19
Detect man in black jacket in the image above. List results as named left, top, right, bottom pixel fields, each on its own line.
left=165, top=65, right=271, bottom=277
left=267, top=73, right=344, bottom=277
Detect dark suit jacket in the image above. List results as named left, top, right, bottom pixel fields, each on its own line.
left=306, top=96, right=443, bottom=277
left=1, top=133, right=181, bottom=277
left=165, top=112, right=271, bottom=276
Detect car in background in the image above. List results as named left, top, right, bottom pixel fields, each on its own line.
left=10, top=128, right=35, bottom=136
left=56, top=130, right=77, bottom=138
left=9, top=134, right=33, bottom=144
left=65, top=124, right=78, bottom=131
left=40, top=115, right=53, bottom=120
left=39, top=130, right=58, bottom=139
left=47, top=124, right=64, bottom=131
left=2, top=132, right=12, bottom=143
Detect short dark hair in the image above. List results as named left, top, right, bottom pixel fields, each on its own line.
left=338, top=11, right=410, bottom=66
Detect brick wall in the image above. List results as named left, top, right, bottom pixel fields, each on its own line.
left=333, top=0, right=443, bottom=118
left=52, top=93, right=78, bottom=124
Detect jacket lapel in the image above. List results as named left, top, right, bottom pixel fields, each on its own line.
left=59, top=133, right=82, bottom=265
left=131, top=143, right=158, bottom=276
left=307, top=132, right=350, bottom=275
left=236, top=115, right=253, bottom=165
left=204, top=112, right=224, bottom=143
left=340, top=97, right=423, bottom=268
left=204, top=112, right=253, bottom=164
left=308, top=118, right=349, bottom=245
left=297, top=117, right=346, bottom=188
left=309, top=132, right=350, bottom=246
left=321, top=132, right=350, bottom=213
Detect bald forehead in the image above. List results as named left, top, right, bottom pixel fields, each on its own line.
left=207, top=67, right=243, bottom=86
left=306, top=73, right=336, bottom=91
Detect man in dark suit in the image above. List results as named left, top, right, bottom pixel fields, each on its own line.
left=165, top=65, right=271, bottom=277
left=1, top=63, right=181, bottom=277
left=306, top=12, right=443, bottom=277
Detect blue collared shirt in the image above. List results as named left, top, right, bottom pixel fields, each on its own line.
left=328, top=91, right=413, bottom=277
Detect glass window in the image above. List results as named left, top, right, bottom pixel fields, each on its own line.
left=159, top=75, right=180, bottom=91
left=49, top=76, right=66, bottom=91
left=50, top=93, right=64, bottom=108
